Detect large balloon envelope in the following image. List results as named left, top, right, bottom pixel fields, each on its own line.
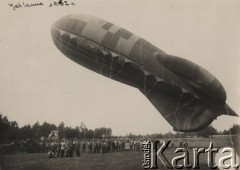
left=51, top=14, right=238, bottom=132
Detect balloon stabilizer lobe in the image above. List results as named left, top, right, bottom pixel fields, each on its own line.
left=51, top=14, right=238, bottom=132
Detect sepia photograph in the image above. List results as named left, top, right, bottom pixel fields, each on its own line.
left=0, top=0, right=239, bottom=169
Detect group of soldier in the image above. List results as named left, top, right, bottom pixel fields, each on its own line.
left=40, top=138, right=143, bottom=158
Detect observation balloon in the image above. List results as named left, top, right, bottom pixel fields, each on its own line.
left=51, top=14, right=238, bottom=132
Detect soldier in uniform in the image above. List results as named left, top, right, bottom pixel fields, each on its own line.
left=60, top=139, right=65, bottom=158
left=76, top=140, right=80, bottom=157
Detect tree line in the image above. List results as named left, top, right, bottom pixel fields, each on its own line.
left=0, top=113, right=239, bottom=144
left=0, top=114, right=112, bottom=144
left=127, top=124, right=240, bottom=140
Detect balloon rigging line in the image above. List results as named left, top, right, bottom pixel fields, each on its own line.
left=225, top=104, right=234, bottom=149
left=174, top=93, right=183, bottom=135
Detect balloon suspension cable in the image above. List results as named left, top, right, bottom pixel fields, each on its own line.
left=110, top=29, right=126, bottom=77
left=144, top=76, right=158, bottom=97
left=65, top=37, right=71, bottom=54
left=60, top=33, right=63, bottom=53
left=143, top=75, right=146, bottom=94
left=174, top=93, right=183, bottom=137
left=110, top=56, right=125, bottom=77
left=110, top=57, right=113, bottom=78
left=92, top=50, right=101, bottom=74
left=161, top=53, right=166, bottom=79
left=225, top=104, right=234, bottom=149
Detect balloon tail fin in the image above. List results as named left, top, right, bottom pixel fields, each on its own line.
left=225, top=104, right=239, bottom=117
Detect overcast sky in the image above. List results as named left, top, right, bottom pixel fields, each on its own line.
left=0, top=0, right=239, bottom=136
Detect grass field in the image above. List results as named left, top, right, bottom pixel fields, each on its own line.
left=0, top=135, right=239, bottom=170
left=0, top=150, right=218, bottom=170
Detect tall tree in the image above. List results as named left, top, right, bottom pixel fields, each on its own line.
left=58, top=122, right=65, bottom=139
left=229, top=124, right=240, bottom=134
left=194, top=125, right=218, bottom=137
left=39, top=122, right=57, bottom=137
left=20, top=125, right=34, bottom=139
left=32, top=121, right=40, bottom=138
